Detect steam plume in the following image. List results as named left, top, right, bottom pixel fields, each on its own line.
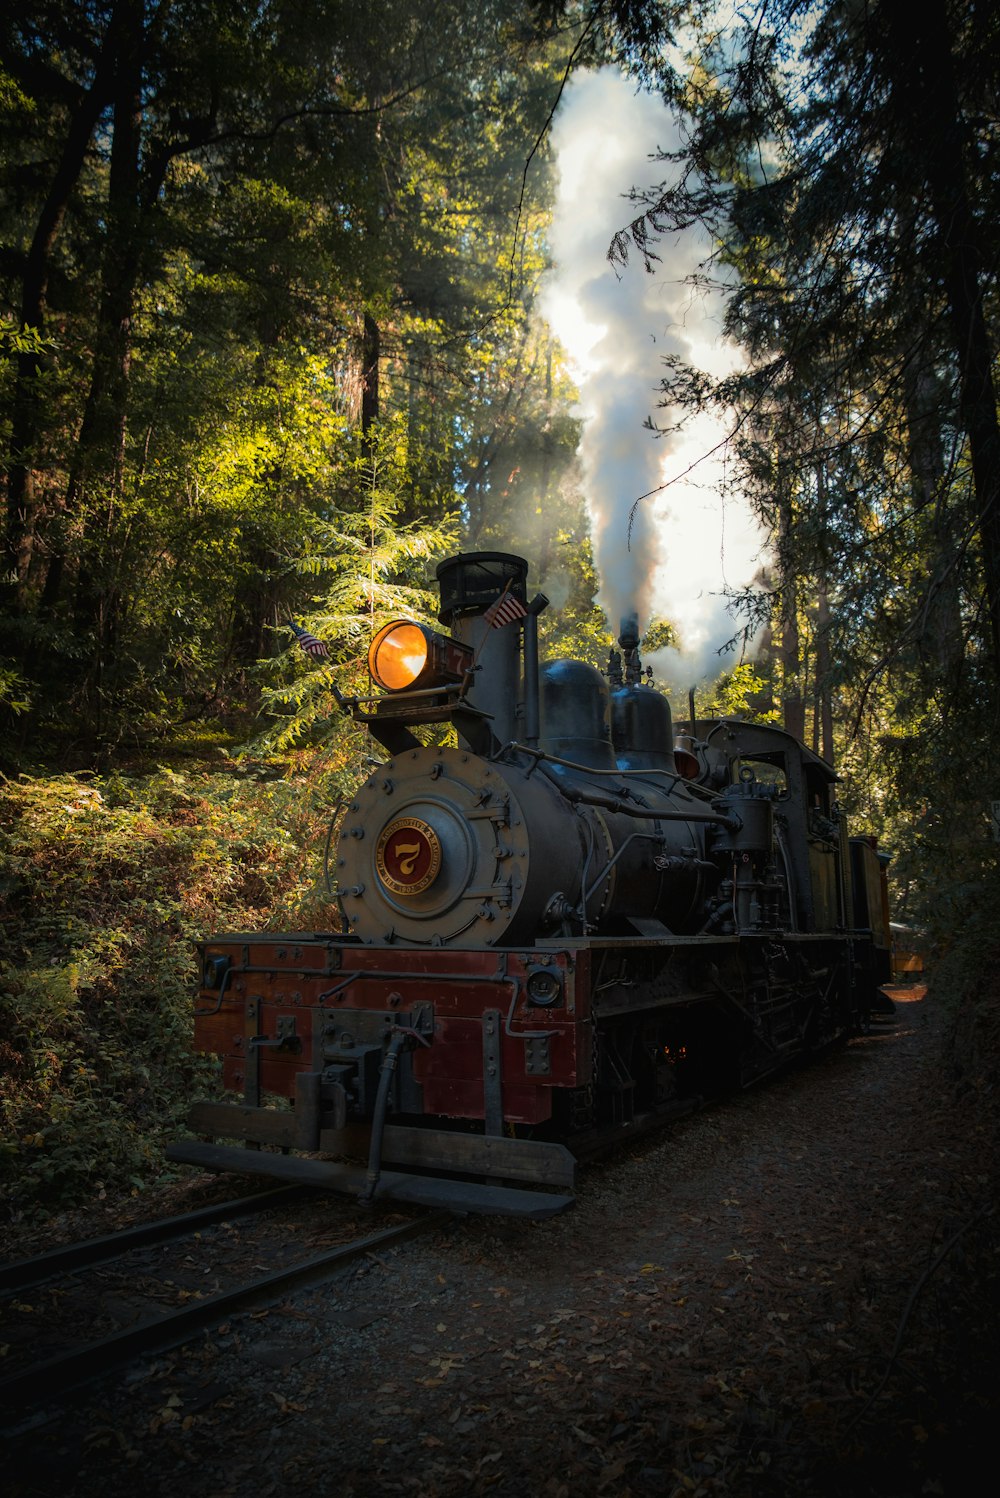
left=542, top=68, right=762, bottom=685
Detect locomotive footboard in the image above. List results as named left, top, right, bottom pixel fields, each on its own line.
left=165, top=1135, right=576, bottom=1218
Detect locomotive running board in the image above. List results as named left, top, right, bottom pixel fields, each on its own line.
left=165, top=1141, right=575, bottom=1219
left=182, top=1104, right=576, bottom=1190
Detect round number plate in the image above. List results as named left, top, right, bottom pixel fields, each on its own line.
left=375, top=816, right=442, bottom=895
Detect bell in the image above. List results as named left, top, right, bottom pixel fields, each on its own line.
left=673, top=735, right=700, bottom=780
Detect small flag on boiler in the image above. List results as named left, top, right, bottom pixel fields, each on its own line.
left=289, top=621, right=329, bottom=659
left=483, top=585, right=528, bottom=630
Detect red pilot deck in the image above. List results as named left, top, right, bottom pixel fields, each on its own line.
left=167, top=934, right=581, bottom=1215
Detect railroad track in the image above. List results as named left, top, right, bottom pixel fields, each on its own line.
left=0, top=1184, right=308, bottom=1294
left=0, top=1188, right=449, bottom=1419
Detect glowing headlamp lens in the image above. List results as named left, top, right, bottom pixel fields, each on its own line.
left=369, top=621, right=431, bottom=690
left=368, top=619, right=475, bottom=693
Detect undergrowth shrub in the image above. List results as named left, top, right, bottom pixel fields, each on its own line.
left=0, top=756, right=359, bottom=1220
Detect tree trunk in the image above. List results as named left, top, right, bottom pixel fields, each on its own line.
left=3, top=27, right=117, bottom=601
left=814, top=576, right=833, bottom=763
left=47, top=0, right=145, bottom=653
left=777, top=493, right=804, bottom=740
left=361, top=312, right=380, bottom=435
left=903, top=363, right=964, bottom=685
left=33, top=0, right=148, bottom=746
left=880, top=0, right=1000, bottom=678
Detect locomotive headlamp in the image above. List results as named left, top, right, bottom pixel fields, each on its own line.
left=369, top=620, right=474, bottom=692
left=525, top=965, right=563, bottom=1007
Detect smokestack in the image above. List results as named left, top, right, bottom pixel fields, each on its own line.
left=618, top=611, right=642, bottom=686
left=618, top=612, right=639, bottom=652
left=436, top=551, right=528, bottom=744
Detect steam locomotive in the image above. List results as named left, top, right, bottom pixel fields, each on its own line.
left=168, top=552, right=892, bottom=1216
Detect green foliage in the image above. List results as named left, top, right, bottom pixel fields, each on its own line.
left=0, top=320, right=50, bottom=360
left=600, top=0, right=1000, bottom=923
left=0, top=1, right=610, bottom=1220
left=0, top=760, right=361, bottom=1216
left=251, top=414, right=460, bottom=751
left=640, top=619, right=677, bottom=654
left=0, top=665, right=30, bottom=715
left=701, top=661, right=778, bottom=723
left=0, top=1, right=586, bottom=760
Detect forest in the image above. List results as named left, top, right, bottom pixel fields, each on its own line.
left=1, top=0, right=999, bottom=1213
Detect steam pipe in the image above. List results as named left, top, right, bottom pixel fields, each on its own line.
left=359, top=1028, right=408, bottom=1205
left=556, top=779, right=738, bottom=828
left=497, top=740, right=677, bottom=781
left=522, top=592, right=548, bottom=747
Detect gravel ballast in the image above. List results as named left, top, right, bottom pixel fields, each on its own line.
left=4, top=986, right=998, bottom=1498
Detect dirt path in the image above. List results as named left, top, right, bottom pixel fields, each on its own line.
left=6, top=987, right=998, bottom=1497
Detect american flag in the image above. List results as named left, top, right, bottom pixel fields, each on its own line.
left=289, top=621, right=329, bottom=659
left=483, top=587, right=528, bottom=630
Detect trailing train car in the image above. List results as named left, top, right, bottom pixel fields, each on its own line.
left=168, top=552, right=892, bottom=1215
left=889, top=923, right=926, bottom=981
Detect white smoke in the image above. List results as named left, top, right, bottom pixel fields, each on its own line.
left=542, top=68, right=763, bottom=687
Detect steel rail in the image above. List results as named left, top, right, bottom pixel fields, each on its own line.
left=0, top=1185, right=310, bottom=1295
left=1, top=1210, right=450, bottom=1414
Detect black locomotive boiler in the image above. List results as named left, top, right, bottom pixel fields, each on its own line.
left=168, top=552, right=892, bottom=1215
